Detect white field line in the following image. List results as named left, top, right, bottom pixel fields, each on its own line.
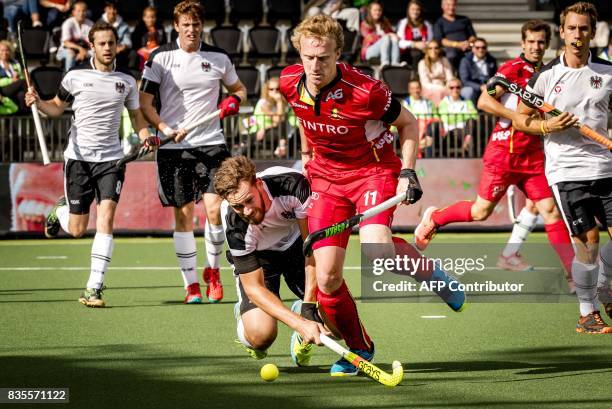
left=421, top=315, right=447, bottom=319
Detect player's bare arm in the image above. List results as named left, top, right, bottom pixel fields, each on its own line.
left=298, top=123, right=311, bottom=173
left=299, top=218, right=317, bottom=303
left=24, top=91, right=68, bottom=118
left=224, top=79, right=247, bottom=107
left=239, top=269, right=327, bottom=345
left=128, top=108, right=160, bottom=150
left=393, top=106, right=423, bottom=204
left=513, top=101, right=578, bottom=135
left=477, top=86, right=517, bottom=120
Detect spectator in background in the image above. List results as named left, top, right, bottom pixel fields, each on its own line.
left=360, top=1, right=401, bottom=67
left=39, top=0, right=71, bottom=29
left=131, top=6, right=166, bottom=70
left=397, top=0, right=433, bottom=71
left=304, top=1, right=360, bottom=32
left=56, top=1, right=92, bottom=71
left=599, top=37, right=612, bottom=62
left=401, top=79, right=438, bottom=157
left=458, top=37, right=497, bottom=105
left=433, top=0, right=476, bottom=69
left=417, top=39, right=453, bottom=105
left=99, top=0, right=137, bottom=70
left=2, top=0, right=43, bottom=34
left=246, top=77, right=295, bottom=158
left=0, top=40, right=26, bottom=114
left=436, top=77, right=478, bottom=157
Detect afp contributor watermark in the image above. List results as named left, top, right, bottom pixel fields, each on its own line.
left=360, top=243, right=572, bottom=303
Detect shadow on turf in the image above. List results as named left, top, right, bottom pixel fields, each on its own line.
left=0, top=353, right=317, bottom=409
left=408, top=346, right=612, bottom=378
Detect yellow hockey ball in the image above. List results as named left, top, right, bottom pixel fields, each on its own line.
left=260, top=363, right=279, bottom=382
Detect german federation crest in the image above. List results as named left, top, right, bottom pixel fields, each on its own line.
left=115, top=82, right=125, bottom=93
left=201, top=61, right=211, bottom=72
left=590, top=75, right=602, bottom=89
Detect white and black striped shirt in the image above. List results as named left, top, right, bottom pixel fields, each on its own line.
left=140, top=39, right=239, bottom=148
left=58, top=58, right=139, bottom=162
left=222, top=167, right=310, bottom=274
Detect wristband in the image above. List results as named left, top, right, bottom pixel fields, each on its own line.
left=161, top=125, right=173, bottom=137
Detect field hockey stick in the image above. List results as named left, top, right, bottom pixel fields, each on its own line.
left=17, top=21, right=50, bottom=165
left=302, top=192, right=407, bottom=256
left=487, top=76, right=612, bottom=150
left=320, top=334, right=403, bottom=387
left=116, top=109, right=221, bottom=167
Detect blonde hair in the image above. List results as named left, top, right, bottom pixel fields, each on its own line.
left=423, top=39, right=442, bottom=72
left=560, top=1, right=597, bottom=34
left=261, top=77, right=280, bottom=104
left=291, top=14, right=344, bottom=52
left=0, top=40, right=15, bottom=59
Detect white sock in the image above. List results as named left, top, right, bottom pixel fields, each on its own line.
left=56, top=205, right=70, bottom=233
left=174, top=231, right=198, bottom=288
left=87, top=233, right=113, bottom=290
left=572, top=258, right=599, bottom=316
left=204, top=222, right=225, bottom=269
left=502, top=208, right=538, bottom=257
left=237, top=318, right=253, bottom=348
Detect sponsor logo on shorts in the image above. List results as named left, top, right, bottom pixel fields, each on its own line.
left=311, top=192, right=319, bottom=200
left=572, top=218, right=583, bottom=226
left=492, top=186, right=504, bottom=198
left=491, top=130, right=511, bottom=141
left=115, top=82, right=126, bottom=94
left=116, top=181, right=122, bottom=195
left=70, top=199, right=80, bottom=205
left=82, top=82, right=94, bottom=87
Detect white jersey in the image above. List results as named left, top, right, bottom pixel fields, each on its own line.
left=141, top=39, right=239, bottom=149
left=222, top=167, right=310, bottom=258
left=527, top=52, right=612, bottom=185
left=58, top=58, right=139, bottom=162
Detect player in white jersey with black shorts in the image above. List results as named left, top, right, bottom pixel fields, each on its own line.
left=513, top=2, right=612, bottom=334
left=214, top=156, right=327, bottom=364
left=139, top=1, right=247, bottom=304
left=26, top=22, right=158, bottom=308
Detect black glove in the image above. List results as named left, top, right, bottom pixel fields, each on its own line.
left=400, top=168, right=423, bottom=204
left=301, top=301, right=324, bottom=324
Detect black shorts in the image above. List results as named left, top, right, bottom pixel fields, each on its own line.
left=64, top=159, right=125, bottom=214
left=156, top=144, right=231, bottom=208
left=232, top=238, right=306, bottom=315
left=552, top=177, right=612, bottom=236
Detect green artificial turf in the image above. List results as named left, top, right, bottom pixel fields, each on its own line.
left=1, top=234, right=611, bottom=409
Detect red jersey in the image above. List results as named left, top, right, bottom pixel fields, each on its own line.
left=280, top=63, right=401, bottom=176
left=488, top=55, right=543, bottom=155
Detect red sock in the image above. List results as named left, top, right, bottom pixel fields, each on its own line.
left=317, top=281, right=372, bottom=351
left=544, top=220, right=574, bottom=276
left=392, top=236, right=435, bottom=281
left=431, top=201, right=474, bottom=226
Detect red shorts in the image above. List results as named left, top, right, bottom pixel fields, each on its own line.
left=307, top=166, right=399, bottom=250
left=479, top=148, right=552, bottom=202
